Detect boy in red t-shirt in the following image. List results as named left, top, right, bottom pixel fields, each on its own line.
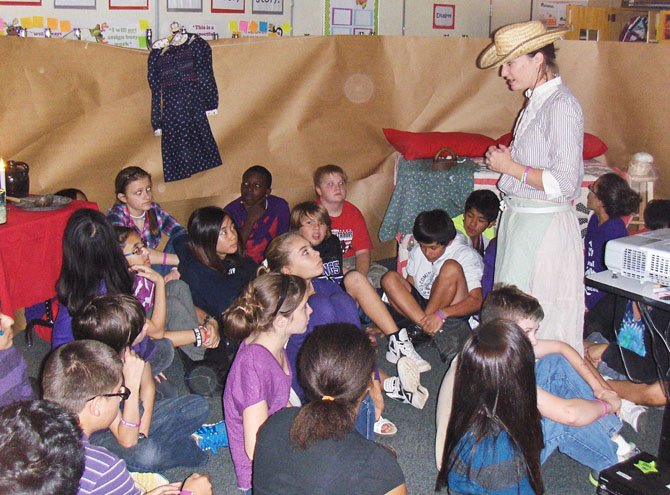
left=314, top=164, right=387, bottom=288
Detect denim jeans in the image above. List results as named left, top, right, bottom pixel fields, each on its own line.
left=148, top=338, right=175, bottom=377
left=535, top=354, right=621, bottom=472
left=354, top=394, right=375, bottom=440
left=90, top=394, right=210, bottom=473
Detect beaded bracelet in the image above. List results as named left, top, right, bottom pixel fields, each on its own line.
left=193, top=326, right=203, bottom=347
left=120, top=418, right=140, bottom=428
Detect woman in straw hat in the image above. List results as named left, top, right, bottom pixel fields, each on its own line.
left=478, top=21, right=585, bottom=354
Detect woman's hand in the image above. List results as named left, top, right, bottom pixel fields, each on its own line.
left=585, top=343, right=608, bottom=367
left=131, top=264, right=164, bottom=285
left=203, top=319, right=221, bottom=349
left=419, top=313, right=443, bottom=336
left=485, top=144, right=517, bottom=176
left=164, top=268, right=181, bottom=283
left=121, top=348, right=145, bottom=392
left=596, top=389, right=622, bottom=415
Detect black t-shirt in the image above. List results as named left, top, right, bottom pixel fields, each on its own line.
left=314, top=235, right=344, bottom=284
left=253, top=408, right=405, bottom=495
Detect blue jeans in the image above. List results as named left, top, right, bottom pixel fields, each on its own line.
left=536, top=354, right=621, bottom=472
left=90, top=394, right=210, bottom=473
left=354, top=394, right=375, bottom=440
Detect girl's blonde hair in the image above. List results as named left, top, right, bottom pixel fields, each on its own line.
left=221, top=272, right=307, bottom=341
left=265, top=232, right=305, bottom=272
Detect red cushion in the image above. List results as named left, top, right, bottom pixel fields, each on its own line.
left=496, top=132, right=607, bottom=159
left=583, top=132, right=608, bottom=159
left=383, top=128, right=496, bottom=159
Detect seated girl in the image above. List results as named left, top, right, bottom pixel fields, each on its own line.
left=72, top=293, right=210, bottom=473
left=222, top=273, right=311, bottom=494
left=436, top=319, right=544, bottom=494
left=116, top=227, right=220, bottom=372
left=254, top=323, right=407, bottom=495
left=290, top=202, right=430, bottom=374
left=585, top=173, right=641, bottom=310
left=108, top=166, right=184, bottom=276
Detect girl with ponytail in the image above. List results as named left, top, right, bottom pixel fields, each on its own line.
left=221, top=272, right=311, bottom=494
left=253, top=323, right=407, bottom=495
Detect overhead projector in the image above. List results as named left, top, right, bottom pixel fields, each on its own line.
left=605, top=228, right=670, bottom=285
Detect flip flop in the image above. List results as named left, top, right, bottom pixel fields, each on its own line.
left=374, top=416, right=398, bottom=436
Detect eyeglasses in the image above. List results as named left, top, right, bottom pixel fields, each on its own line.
left=86, top=386, right=131, bottom=403
left=124, top=240, right=148, bottom=257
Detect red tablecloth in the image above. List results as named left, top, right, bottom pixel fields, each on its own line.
left=0, top=200, right=98, bottom=315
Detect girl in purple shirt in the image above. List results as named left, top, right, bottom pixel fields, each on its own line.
left=584, top=173, right=641, bottom=310
left=222, top=273, right=311, bottom=492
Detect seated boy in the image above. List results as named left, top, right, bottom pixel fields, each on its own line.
left=436, top=285, right=637, bottom=480
left=314, top=164, right=387, bottom=288
left=0, top=399, right=84, bottom=495
left=381, top=209, right=484, bottom=345
left=451, top=189, right=499, bottom=257
left=68, top=294, right=212, bottom=473
left=224, top=165, right=290, bottom=264
left=42, top=340, right=212, bottom=495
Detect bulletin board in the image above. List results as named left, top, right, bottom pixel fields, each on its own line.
left=325, top=0, right=378, bottom=35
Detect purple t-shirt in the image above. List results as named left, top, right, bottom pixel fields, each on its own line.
left=222, top=340, right=292, bottom=489
left=584, top=215, right=628, bottom=310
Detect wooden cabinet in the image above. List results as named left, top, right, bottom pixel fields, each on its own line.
left=565, top=5, right=653, bottom=41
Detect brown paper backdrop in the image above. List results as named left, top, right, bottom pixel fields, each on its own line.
left=2, top=36, right=670, bottom=259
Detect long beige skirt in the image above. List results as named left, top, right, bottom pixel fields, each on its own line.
left=495, top=197, right=584, bottom=355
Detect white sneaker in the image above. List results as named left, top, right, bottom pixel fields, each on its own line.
left=386, top=328, right=431, bottom=372
left=619, top=399, right=647, bottom=433
left=383, top=357, right=429, bottom=409
left=611, top=433, right=640, bottom=463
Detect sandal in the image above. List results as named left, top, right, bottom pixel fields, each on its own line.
left=374, top=416, right=398, bottom=437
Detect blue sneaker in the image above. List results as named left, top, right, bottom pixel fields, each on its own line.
left=192, top=421, right=229, bottom=454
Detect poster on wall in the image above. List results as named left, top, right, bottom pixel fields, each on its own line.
left=167, top=0, right=203, bottom=11
left=0, top=0, right=41, bottom=5
left=109, top=0, right=148, bottom=9
left=54, top=0, right=96, bottom=8
left=212, top=0, right=244, bottom=13
left=433, top=4, right=455, bottom=30
left=324, top=0, right=378, bottom=35
left=252, top=0, right=283, bottom=15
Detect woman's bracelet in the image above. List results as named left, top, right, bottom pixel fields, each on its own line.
left=434, top=308, right=447, bottom=323
left=595, top=399, right=610, bottom=418
left=193, top=326, right=203, bottom=347
left=162, top=252, right=167, bottom=266
left=120, top=418, right=141, bottom=428
left=521, top=165, right=530, bottom=184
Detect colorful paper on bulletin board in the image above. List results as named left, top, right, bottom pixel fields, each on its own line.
left=47, top=18, right=59, bottom=31
left=248, top=20, right=258, bottom=33
left=60, top=20, right=72, bottom=33
left=32, top=16, right=44, bottom=28
left=138, top=36, right=147, bottom=48
left=280, top=22, right=292, bottom=34
left=228, top=20, right=239, bottom=32
left=0, top=19, right=5, bottom=30
left=259, top=21, right=268, bottom=33
left=324, top=0, right=378, bottom=35
left=239, top=20, right=248, bottom=33
left=21, top=17, right=34, bottom=29
left=139, top=19, right=150, bottom=30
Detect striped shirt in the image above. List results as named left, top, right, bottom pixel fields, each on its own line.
left=79, top=436, right=139, bottom=495
left=498, top=76, right=584, bottom=203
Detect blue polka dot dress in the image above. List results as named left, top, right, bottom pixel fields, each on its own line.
left=148, top=34, right=222, bottom=182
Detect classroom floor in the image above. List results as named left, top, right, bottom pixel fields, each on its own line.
left=16, top=326, right=663, bottom=495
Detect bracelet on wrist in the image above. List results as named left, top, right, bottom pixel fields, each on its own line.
left=595, top=399, right=610, bottom=418
left=120, top=418, right=141, bottom=428
left=193, top=326, right=203, bottom=347
left=434, top=308, right=447, bottom=323
left=162, top=252, right=168, bottom=266
left=521, top=165, right=530, bottom=184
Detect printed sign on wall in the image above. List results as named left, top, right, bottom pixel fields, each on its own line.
left=433, top=4, right=455, bottom=30
left=325, top=0, right=378, bottom=35
left=212, top=0, right=244, bottom=13
left=252, top=0, right=283, bottom=15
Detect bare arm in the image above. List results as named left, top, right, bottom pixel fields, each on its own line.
left=243, top=400, right=269, bottom=460
left=537, top=387, right=618, bottom=426
left=148, top=248, right=179, bottom=267
left=386, top=484, right=407, bottom=495
left=139, top=362, right=155, bottom=438
left=354, top=249, right=371, bottom=277
left=110, top=349, right=144, bottom=448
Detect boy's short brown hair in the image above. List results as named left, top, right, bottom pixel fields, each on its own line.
left=313, top=164, right=347, bottom=188
left=290, top=201, right=331, bottom=232
left=42, top=340, right=123, bottom=416
left=480, top=284, right=544, bottom=325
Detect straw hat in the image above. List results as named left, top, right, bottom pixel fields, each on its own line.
left=477, top=21, right=568, bottom=69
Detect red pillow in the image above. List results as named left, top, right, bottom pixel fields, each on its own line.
left=583, top=133, right=608, bottom=159
left=496, top=132, right=607, bottom=159
left=383, top=128, right=496, bottom=159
